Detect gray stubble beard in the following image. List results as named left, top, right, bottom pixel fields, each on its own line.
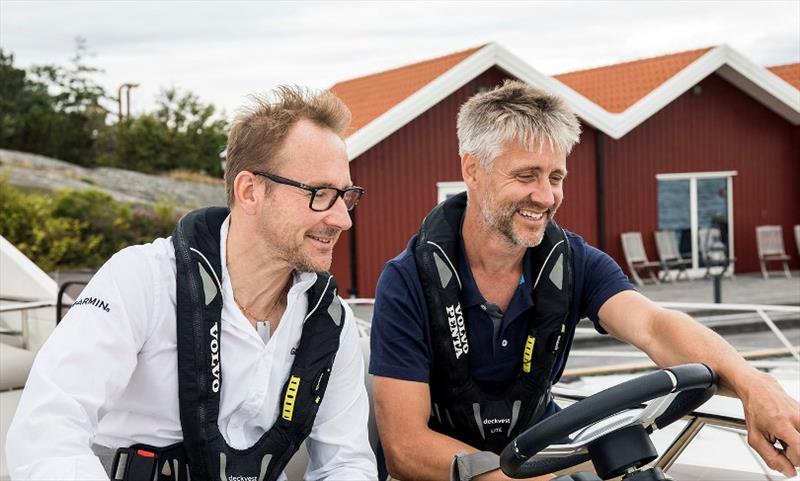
left=479, top=192, right=552, bottom=248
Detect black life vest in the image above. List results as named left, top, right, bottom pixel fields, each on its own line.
left=171, top=206, right=345, bottom=481
left=414, top=192, right=573, bottom=453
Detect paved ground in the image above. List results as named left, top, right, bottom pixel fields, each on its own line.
left=637, top=271, right=800, bottom=306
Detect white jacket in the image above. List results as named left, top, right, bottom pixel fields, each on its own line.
left=6, top=217, right=377, bottom=480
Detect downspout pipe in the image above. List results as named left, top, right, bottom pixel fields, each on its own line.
left=595, top=129, right=606, bottom=252
left=348, top=211, right=358, bottom=298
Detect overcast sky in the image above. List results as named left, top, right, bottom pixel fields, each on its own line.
left=2, top=1, right=798, bottom=118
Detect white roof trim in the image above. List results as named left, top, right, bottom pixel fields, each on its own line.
left=345, top=43, right=800, bottom=159
left=613, top=45, right=800, bottom=137
left=345, top=44, right=498, bottom=160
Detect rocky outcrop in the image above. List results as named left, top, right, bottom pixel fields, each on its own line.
left=0, top=149, right=225, bottom=210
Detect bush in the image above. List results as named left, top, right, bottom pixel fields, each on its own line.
left=0, top=178, right=180, bottom=272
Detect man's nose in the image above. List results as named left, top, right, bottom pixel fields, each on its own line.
left=324, top=196, right=353, bottom=231
left=530, top=178, right=555, bottom=208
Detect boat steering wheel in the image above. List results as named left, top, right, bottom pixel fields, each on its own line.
left=500, top=364, right=717, bottom=480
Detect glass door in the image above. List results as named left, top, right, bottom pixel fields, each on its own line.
left=657, top=172, right=735, bottom=274
left=697, top=178, right=731, bottom=269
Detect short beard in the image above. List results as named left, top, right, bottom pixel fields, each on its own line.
left=479, top=193, right=554, bottom=248
left=283, top=227, right=341, bottom=273
left=259, top=217, right=338, bottom=273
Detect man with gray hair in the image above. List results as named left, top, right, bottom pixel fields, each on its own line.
left=8, top=86, right=377, bottom=481
left=369, top=80, right=799, bottom=481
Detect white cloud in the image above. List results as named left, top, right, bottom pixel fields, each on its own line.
left=1, top=0, right=797, bottom=115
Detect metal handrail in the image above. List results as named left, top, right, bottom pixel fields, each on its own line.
left=57, top=281, right=88, bottom=324
left=658, top=301, right=799, bottom=361
left=568, top=301, right=800, bottom=364
left=0, top=300, right=57, bottom=313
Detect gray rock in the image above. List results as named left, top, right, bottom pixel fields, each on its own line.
left=0, top=149, right=225, bottom=211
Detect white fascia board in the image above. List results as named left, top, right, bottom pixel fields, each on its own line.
left=615, top=45, right=800, bottom=138
left=490, top=44, right=619, bottom=137
left=346, top=44, right=499, bottom=160
left=614, top=47, right=729, bottom=138
left=346, top=43, right=622, bottom=160
left=345, top=43, right=800, bottom=160
left=715, top=47, right=800, bottom=124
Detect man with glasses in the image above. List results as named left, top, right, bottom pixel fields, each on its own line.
left=7, top=86, right=377, bottom=481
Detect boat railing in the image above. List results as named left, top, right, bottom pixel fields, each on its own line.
left=346, top=298, right=375, bottom=338
left=565, top=301, right=800, bottom=377
left=0, top=299, right=58, bottom=350
left=4, top=297, right=796, bottom=363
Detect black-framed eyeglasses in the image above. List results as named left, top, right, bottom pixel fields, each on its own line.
left=252, top=171, right=364, bottom=212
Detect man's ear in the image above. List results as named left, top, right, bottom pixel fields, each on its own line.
left=461, top=153, right=481, bottom=190
left=232, top=171, right=261, bottom=215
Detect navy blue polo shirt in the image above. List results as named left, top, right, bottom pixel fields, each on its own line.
left=369, top=229, right=635, bottom=391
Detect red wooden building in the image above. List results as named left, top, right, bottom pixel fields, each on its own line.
left=328, top=44, right=800, bottom=297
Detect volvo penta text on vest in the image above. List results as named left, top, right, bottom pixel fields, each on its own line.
left=447, top=304, right=468, bottom=358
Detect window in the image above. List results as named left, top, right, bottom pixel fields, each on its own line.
left=437, top=181, right=466, bottom=204
left=656, top=171, right=736, bottom=274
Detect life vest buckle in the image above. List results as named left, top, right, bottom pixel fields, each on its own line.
left=110, top=446, right=158, bottom=480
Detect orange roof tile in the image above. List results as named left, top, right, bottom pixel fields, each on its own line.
left=554, top=47, right=714, bottom=113
left=331, top=45, right=485, bottom=137
left=768, top=62, right=800, bottom=90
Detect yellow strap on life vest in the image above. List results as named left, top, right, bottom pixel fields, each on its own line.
left=522, top=336, right=536, bottom=373
left=282, top=376, right=301, bottom=421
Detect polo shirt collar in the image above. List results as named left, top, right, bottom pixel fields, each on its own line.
left=457, top=237, right=537, bottom=316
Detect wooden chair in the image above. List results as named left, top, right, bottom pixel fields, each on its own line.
left=654, top=230, right=691, bottom=282
left=755, top=225, right=792, bottom=279
left=794, top=225, right=800, bottom=258
left=698, top=227, right=736, bottom=278
left=620, top=232, right=661, bottom=287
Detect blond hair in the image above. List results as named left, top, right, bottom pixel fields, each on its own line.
left=457, top=80, right=581, bottom=169
left=224, top=85, right=351, bottom=206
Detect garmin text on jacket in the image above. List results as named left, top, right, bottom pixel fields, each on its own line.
left=72, top=297, right=111, bottom=312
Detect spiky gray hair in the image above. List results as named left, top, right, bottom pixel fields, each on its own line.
left=457, top=80, right=581, bottom=169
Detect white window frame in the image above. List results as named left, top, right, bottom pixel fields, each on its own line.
left=655, top=170, right=737, bottom=276
left=437, top=181, right=466, bottom=204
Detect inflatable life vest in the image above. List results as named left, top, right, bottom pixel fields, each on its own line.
left=170, top=207, right=345, bottom=481
left=414, top=193, right=572, bottom=453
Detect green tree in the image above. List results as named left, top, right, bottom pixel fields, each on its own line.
left=0, top=49, right=60, bottom=155
left=2, top=43, right=226, bottom=177
left=97, top=88, right=227, bottom=176
left=0, top=40, right=109, bottom=165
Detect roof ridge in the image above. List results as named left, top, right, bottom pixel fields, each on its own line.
left=555, top=46, right=715, bottom=78
left=330, top=44, right=486, bottom=87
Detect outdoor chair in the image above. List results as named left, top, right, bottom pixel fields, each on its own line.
left=653, top=230, right=691, bottom=282
left=620, top=232, right=661, bottom=287
left=755, top=225, right=792, bottom=279
left=698, top=227, right=736, bottom=278
left=794, top=225, right=800, bottom=258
